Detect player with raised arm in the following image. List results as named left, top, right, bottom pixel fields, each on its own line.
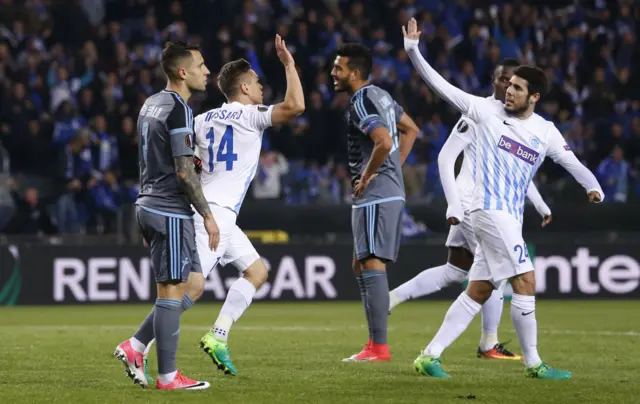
left=403, top=18, right=604, bottom=379
left=389, top=59, right=552, bottom=361
left=195, top=35, right=305, bottom=375
left=113, top=41, right=219, bottom=390
left=331, top=43, right=420, bottom=362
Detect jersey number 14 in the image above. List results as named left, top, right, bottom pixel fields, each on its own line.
left=206, top=126, right=238, bottom=172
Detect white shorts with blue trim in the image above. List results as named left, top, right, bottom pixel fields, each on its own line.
left=351, top=199, right=405, bottom=263
left=194, top=203, right=261, bottom=279
left=468, top=209, right=534, bottom=288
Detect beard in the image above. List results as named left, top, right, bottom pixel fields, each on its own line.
left=504, top=104, right=528, bottom=116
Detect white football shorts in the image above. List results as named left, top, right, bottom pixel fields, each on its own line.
left=468, top=209, right=534, bottom=288
left=193, top=203, right=261, bottom=278
left=444, top=210, right=478, bottom=254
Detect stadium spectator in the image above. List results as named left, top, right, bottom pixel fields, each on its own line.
left=0, top=0, right=639, bottom=235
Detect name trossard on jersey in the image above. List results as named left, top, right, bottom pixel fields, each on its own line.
left=347, top=85, right=405, bottom=205
left=193, top=101, right=274, bottom=214
left=136, top=90, right=196, bottom=216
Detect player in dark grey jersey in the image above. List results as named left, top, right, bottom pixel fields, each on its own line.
left=114, top=41, right=218, bottom=391
left=331, top=43, right=419, bottom=362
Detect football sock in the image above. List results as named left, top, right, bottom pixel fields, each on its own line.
left=391, top=264, right=467, bottom=309
left=154, top=298, right=182, bottom=381
left=213, top=278, right=256, bottom=342
left=356, top=275, right=373, bottom=341
left=511, top=293, right=541, bottom=368
left=479, top=288, right=504, bottom=351
left=363, top=270, right=389, bottom=345
left=134, top=293, right=194, bottom=349
left=424, top=292, right=481, bottom=357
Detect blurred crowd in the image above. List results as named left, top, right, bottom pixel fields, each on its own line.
left=0, top=0, right=639, bottom=236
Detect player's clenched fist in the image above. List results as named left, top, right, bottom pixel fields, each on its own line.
left=588, top=190, right=602, bottom=203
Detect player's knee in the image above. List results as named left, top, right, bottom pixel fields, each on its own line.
left=156, top=281, right=184, bottom=300
left=447, top=247, right=474, bottom=271
left=361, top=256, right=386, bottom=271
left=243, top=258, right=268, bottom=288
left=185, top=273, right=205, bottom=301
left=510, top=271, right=536, bottom=295
left=465, top=280, right=493, bottom=304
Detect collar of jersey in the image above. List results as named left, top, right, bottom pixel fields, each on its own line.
left=222, top=101, right=244, bottom=108
left=162, top=89, right=185, bottom=102
left=350, top=84, right=373, bottom=102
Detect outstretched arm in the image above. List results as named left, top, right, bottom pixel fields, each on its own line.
left=547, top=127, right=604, bottom=203
left=271, top=34, right=305, bottom=126
left=403, top=18, right=484, bottom=118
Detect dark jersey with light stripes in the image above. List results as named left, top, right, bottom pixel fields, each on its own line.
left=347, top=85, right=405, bottom=206
left=135, top=90, right=195, bottom=216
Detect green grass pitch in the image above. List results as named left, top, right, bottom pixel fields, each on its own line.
left=1, top=301, right=639, bottom=403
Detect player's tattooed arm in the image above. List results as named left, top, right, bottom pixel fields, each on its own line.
left=174, top=156, right=212, bottom=219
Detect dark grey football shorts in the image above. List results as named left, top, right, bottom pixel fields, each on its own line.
left=135, top=206, right=202, bottom=283
left=351, top=199, right=404, bottom=263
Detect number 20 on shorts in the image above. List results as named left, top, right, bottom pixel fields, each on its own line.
left=513, top=243, right=530, bottom=264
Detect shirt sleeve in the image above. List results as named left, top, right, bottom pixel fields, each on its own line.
left=247, top=105, right=274, bottom=132
left=404, top=38, right=494, bottom=123
left=166, top=103, right=194, bottom=157
left=394, top=101, right=404, bottom=120
left=525, top=182, right=551, bottom=217
left=351, top=92, right=389, bottom=136
left=437, top=117, right=475, bottom=221
left=545, top=125, right=605, bottom=201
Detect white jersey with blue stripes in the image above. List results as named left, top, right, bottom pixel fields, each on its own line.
left=466, top=99, right=568, bottom=221
left=449, top=96, right=503, bottom=210
left=194, top=102, right=274, bottom=214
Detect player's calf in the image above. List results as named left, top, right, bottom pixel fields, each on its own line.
left=202, top=257, right=265, bottom=375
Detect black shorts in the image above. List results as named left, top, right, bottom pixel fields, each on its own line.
left=136, top=206, right=202, bottom=283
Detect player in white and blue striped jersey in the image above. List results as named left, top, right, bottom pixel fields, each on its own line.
left=403, top=18, right=604, bottom=380
left=389, top=59, right=553, bottom=362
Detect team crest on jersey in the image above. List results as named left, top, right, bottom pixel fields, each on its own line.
left=529, top=136, right=540, bottom=149
left=457, top=120, right=469, bottom=133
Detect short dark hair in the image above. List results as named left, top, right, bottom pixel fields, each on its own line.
left=498, top=58, right=520, bottom=68
left=514, top=65, right=548, bottom=97
left=217, top=58, right=252, bottom=99
left=336, top=43, right=372, bottom=80
left=161, top=41, right=200, bottom=81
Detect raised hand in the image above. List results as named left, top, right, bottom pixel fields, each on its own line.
left=402, top=18, right=422, bottom=41
left=275, top=34, right=294, bottom=67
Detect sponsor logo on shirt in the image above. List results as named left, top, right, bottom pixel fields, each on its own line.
left=497, top=135, right=540, bottom=165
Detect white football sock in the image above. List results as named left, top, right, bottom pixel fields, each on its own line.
left=479, top=288, right=504, bottom=351
left=511, top=293, right=542, bottom=368
left=129, top=337, right=145, bottom=353
left=213, top=277, right=256, bottom=342
left=158, top=370, right=177, bottom=385
left=424, top=292, right=481, bottom=357
left=391, top=263, right=467, bottom=309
